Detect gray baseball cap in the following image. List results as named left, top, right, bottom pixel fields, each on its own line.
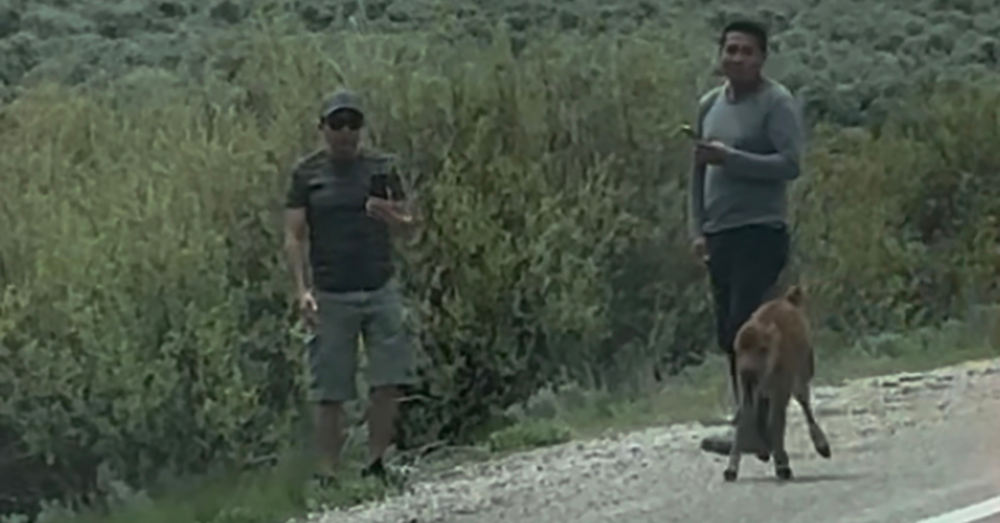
left=320, top=89, right=364, bottom=120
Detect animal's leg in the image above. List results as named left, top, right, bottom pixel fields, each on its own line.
left=795, top=380, right=831, bottom=459
left=724, top=403, right=744, bottom=482
left=726, top=372, right=759, bottom=482
left=769, top=392, right=792, bottom=480
left=754, top=395, right=771, bottom=462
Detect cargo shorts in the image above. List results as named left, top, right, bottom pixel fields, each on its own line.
left=306, top=279, right=417, bottom=403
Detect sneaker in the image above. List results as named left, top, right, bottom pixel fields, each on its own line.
left=700, top=431, right=734, bottom=456
left=701, top=414, right=772, bottom=462
left=699, top=406, right=738, bottom=455
left=362, top=457, right=407, bottom=487
left=361, top=457, right=387, bottom=480
left=310, top=472, right=339, bottom=489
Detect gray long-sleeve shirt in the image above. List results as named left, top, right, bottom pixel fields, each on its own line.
left=688, top=77, right=805, bottom=239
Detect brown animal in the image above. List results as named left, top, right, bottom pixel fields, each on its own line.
left=724, top=285, right=832, bottom=482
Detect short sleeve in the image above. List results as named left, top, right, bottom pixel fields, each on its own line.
left=285, top=168, right=309, bottom=209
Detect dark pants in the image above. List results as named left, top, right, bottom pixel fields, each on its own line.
left=705, top=224, right=790, bottom=406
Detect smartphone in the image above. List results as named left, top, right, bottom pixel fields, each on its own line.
left=369, top=173, right=389, bottom=199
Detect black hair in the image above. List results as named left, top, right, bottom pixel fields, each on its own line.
left=719, top=20, right=768, bottom=54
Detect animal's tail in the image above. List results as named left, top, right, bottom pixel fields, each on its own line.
left=784, top=285, right=805, bottom=307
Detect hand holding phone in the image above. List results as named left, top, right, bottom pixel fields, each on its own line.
left=369, top=173, right=389, bottom=199
left=366, top=173, right=413, bottom=225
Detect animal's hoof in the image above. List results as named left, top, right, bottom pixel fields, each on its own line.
left=756, top=451, right=770, bottom=463
left=816, top=444, right=832, bottom=459
left=776, top=466, right=793, bottom=481
left=724, top=469, right=738, bottom=482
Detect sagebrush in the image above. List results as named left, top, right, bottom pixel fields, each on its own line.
left=0, top=14, right=998, bottom=518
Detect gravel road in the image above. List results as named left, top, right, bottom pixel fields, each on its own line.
left=312, top=357, right=1000, bottom=523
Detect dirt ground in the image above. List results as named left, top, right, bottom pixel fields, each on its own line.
left=312, top=357, right=1000, bottom=523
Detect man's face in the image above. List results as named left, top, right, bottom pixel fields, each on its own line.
left=321, top=109, right=363, bottom=157
left=719, top=31, right=765, bottom=85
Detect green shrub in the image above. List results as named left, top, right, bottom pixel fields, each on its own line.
left=0, top=12, right=998, bottom=519
left=0, top=82, right=308, bottom=518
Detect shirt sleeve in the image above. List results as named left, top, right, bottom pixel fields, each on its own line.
left=688, top=91, right=716, bottom=239
left=285, top=166, right=309, bottom=209
left=722, top=92, right=804, bottom=182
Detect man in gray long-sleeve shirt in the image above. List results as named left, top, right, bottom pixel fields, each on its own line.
left=687, top=20, right=806, bottom=457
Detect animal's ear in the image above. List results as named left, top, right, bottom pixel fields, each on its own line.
left=784, top=285, right=806, bottom=307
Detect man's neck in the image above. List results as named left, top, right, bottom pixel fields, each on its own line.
left=725, top=75, right=765, bottom=101
left=326, top=148, right=359, bottom=162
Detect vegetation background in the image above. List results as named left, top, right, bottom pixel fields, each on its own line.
left=1, top=0, right=1000, bottom=521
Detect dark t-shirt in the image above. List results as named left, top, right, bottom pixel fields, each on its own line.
left=285, top=149, right=407, bottom=293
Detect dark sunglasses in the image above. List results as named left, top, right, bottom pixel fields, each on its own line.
left=324, top=115, right=363, bottom=131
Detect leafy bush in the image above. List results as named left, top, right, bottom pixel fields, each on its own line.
left=6, top=0, right=1000, bottom=128
left=0, top=82, right=307, bottom=517
left=0, top=12, right=999, bottom=520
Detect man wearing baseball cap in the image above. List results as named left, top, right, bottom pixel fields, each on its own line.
left=284, top=88, right=418, bottom=485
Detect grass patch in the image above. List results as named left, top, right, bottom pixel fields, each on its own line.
left=502, top=317, right=1000, bottom=443
left=486, top=420, right=574, bottom=453
left=25, top=317, right=1000, bottom=523
left=31, top=449, right=397, bottom=523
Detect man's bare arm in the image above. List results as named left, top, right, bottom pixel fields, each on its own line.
left=284, top=208, right=310, bottom=295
